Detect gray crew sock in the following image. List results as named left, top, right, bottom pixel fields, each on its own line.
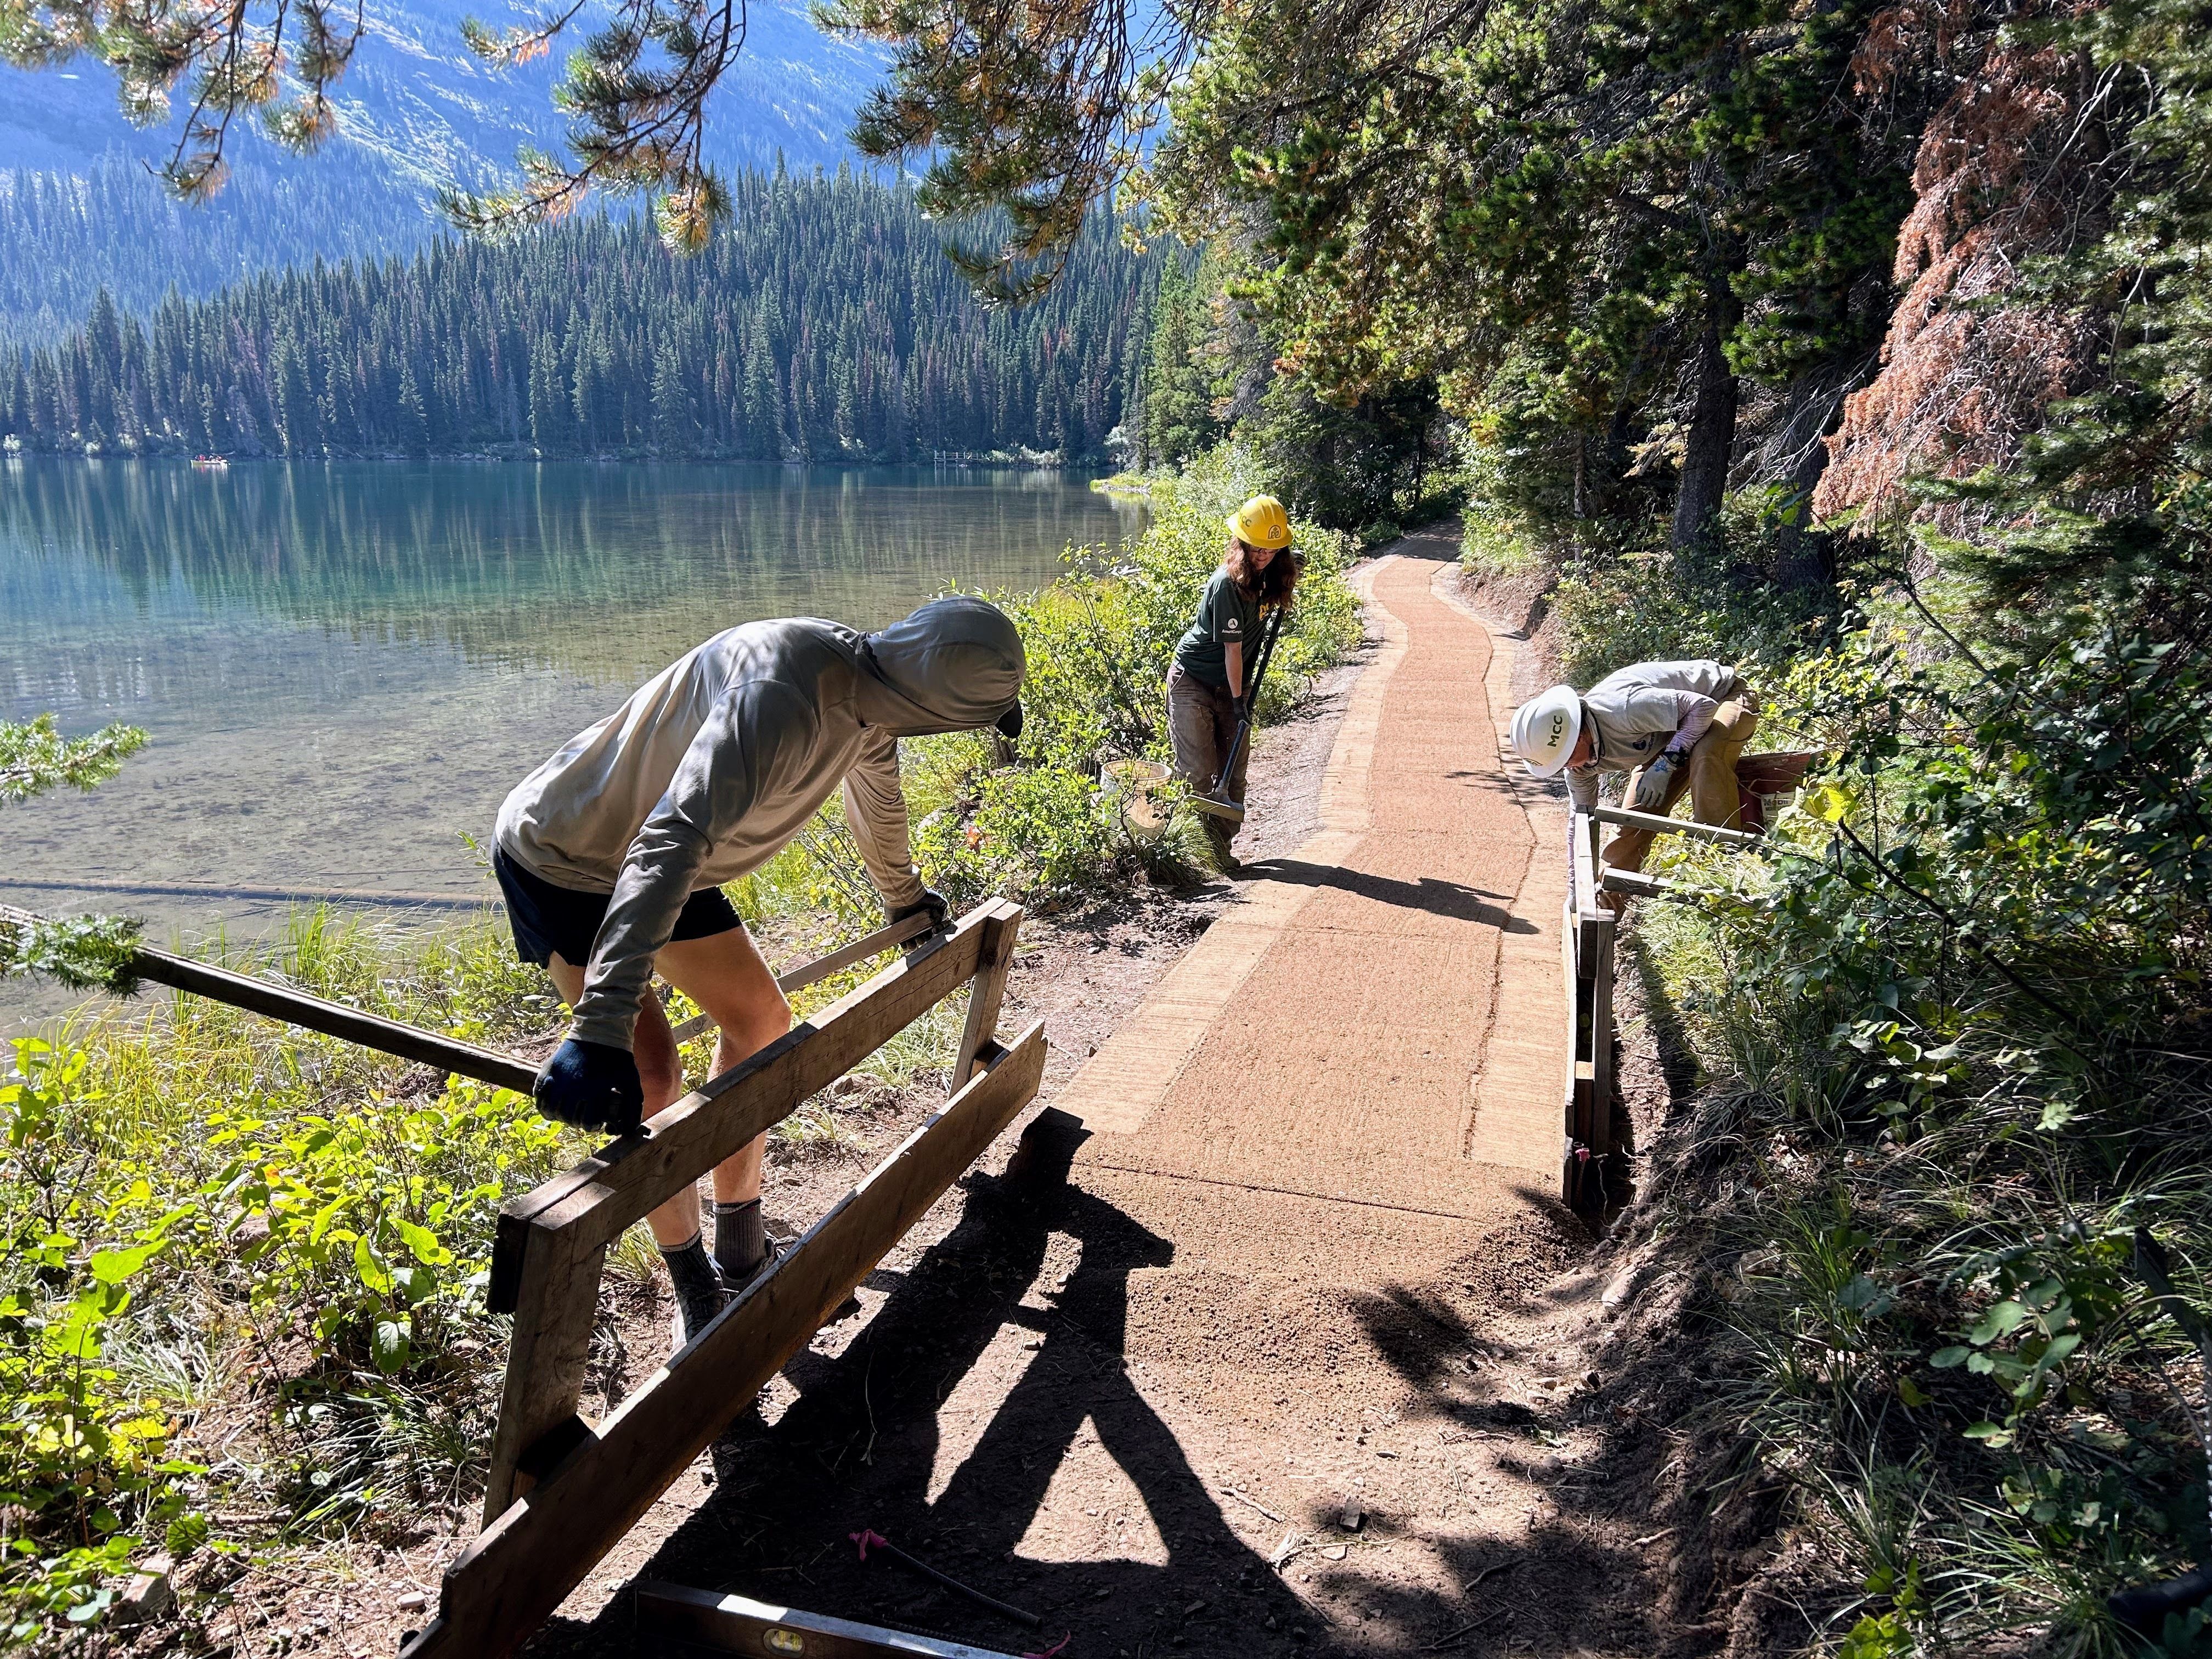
left=713, top=1198, right=768, bottom=1282
left=660, top=1231, right=725, bottom=1340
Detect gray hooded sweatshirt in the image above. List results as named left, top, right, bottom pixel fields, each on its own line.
left=495, top=596, right=1025, bottom=1048
left=1565, top=658, right=1741, bottom=810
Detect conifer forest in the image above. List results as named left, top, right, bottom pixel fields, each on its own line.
left=0, top=167, right=1161, bottom=462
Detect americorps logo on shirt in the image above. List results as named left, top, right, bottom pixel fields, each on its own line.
left=1224, top=617, right=1243, bottom=634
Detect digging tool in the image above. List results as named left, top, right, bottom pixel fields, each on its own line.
left=1192, top=601, right=1290, bottom=822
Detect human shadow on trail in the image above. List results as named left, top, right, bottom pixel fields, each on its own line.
left=1246, top=857, right=1536, bottom=934
left=521, top=1120, right=1648, bottom=1658
left=523, top=1112, right=1325, bottom=1657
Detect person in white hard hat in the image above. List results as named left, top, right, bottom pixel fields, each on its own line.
left=1509, top=659, right=1758, bottom=878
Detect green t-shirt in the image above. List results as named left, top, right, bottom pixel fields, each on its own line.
left=1172, top=567, right=1263, bottom=690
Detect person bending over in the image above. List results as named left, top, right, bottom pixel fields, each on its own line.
left=493, top=596, right=1025, bottom=1346
left=1510, top=658, right=1758, bottom=877
left=1166, top=494, right=1299, bottom=871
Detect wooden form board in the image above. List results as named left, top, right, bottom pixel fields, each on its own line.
left=399, top=1022, right=1047, bottom=1659
left=1591, top=803, right=1761, bottom=847
left=668, top=910, right=940, bottom=1043
left=1562, top=811, right=1616, bottom=1210
left=634, top=1581, right=1029, bottom=1658
left=482, top=901, right=1019, bottom=1521
left=0, top=905, right=541, bottom=1097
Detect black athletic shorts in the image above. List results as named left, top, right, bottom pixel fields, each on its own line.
left=492, top=847, right=743, bottom=970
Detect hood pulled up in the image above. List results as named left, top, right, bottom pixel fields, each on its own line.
left=857, top=595, right=1027, bottom=737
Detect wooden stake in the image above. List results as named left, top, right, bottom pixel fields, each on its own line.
left=951, top=902, right=1020, bottom=1092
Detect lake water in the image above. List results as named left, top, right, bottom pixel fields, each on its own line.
left=2, top=459, right=1138, bottom=1020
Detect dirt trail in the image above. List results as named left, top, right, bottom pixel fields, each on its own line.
left=521, top=535, right=1661, bottom=1659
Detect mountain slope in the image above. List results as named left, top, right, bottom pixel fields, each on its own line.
left=0, top=0, right=879, bottom=183
left=0, top=0, right=887, bottom=342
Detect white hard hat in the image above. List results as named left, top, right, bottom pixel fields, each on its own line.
left=1510, top=685, right=1584, bottom=778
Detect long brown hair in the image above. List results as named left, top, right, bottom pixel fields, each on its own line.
left=1226, top=538, right=1298, bottom=608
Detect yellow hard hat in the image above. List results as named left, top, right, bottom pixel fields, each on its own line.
left=1225, top=495, right=1293, bottom=551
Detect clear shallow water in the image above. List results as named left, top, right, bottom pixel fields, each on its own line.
left=2, top=459, right=1138, bottom=1022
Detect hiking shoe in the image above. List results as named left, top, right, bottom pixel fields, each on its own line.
left=713, top=1240, right=865, bottom=1326
left=714, top=1237, right=785, bottom=1299
left=670, top=1277, right=730, bottom=1355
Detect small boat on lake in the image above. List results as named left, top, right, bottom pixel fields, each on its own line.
left=191, top=454, right=230, bottom=470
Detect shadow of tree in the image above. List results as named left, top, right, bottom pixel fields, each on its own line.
left=1247, top=858, right=1536, bottom=934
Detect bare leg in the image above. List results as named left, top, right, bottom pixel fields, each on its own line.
left=545, top=922, right=789, bottom=1248
left=656, top=925, right=792, bottom=1210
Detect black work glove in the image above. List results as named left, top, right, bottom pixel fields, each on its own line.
left=1233, top=693, right=1252, bottom=724
left=887, top=888, right=950, bottom=933
left=533, top=1037, right=645, bottom=1134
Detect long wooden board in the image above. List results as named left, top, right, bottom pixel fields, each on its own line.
left=478, top=903, right=1011, bottom=1518
left=1591, top=804, right=1762, bottom=847
left=493, top=902, right=1010, bottom=1278
left=634, top=1582, right=1029, bottom=1658
left=125, top=939, right=538, bottom=1093
left=668, top=910, right=940, bottom=1042
left=400, top=1023, right=1049, bottom=1659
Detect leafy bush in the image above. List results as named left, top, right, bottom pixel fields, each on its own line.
left=0, top=912, right=567, bottom=1637
left=1581, top=527, right=2212, bottom=1649
left=1545, top=531, right=1843, bottom=690
left=880, top=452, right=1362, bottom=901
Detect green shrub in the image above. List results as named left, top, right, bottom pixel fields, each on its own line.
left=875, top=450, right=1362, bottom=904
left=1598, top=566, right=2212, bottom=1649
left=0, top=912, right=566, bottom=1635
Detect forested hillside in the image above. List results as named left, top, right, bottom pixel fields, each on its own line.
left=0, top=167, right=1161, bottom=462
left=0, top=0, right=887, bottom=347
left=0, top=159, right=432, bottom=350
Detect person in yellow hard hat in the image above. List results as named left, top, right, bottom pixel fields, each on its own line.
left=1166, top=495, right=1298, bottom=870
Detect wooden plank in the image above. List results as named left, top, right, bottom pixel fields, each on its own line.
left=400, top=1024, right=1049, bottom=1659
left=480, top=1222, right=607, bottom=1523
left=668, top=910, right=940, bottom=1042
left=1570, top=811, right=1606, bottom=964
left=951, top=901, right=1020, bottom=1092
left=491, top=909, right=993, bottom=1292
left=634, top=1582, right=1028, bottom=1658
left=1560, top=895, right=1582, bottom=1207
left=1599, top=867, right=1677, bottom=898
left=1592, top=804, right=1761, bottom=847
left=128, top=942, right=539, bottom=1093
left=1588, top=924, right=1616, bottom=1159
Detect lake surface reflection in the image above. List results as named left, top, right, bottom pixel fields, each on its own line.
left=2, top=459, right=1137, bottom=1005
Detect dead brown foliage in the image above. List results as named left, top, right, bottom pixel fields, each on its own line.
left=1817, top=19, right=2109, bottom=531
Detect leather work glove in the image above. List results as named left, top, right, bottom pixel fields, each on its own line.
left=534, top=1037, right=646, bottom=1135
left=887, top=888, right=950, bottom=935
left=1629, top=750, right=1681, bottom=813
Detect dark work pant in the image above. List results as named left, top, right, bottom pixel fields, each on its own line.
left=1166, top=665, right=1246, bottom=855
